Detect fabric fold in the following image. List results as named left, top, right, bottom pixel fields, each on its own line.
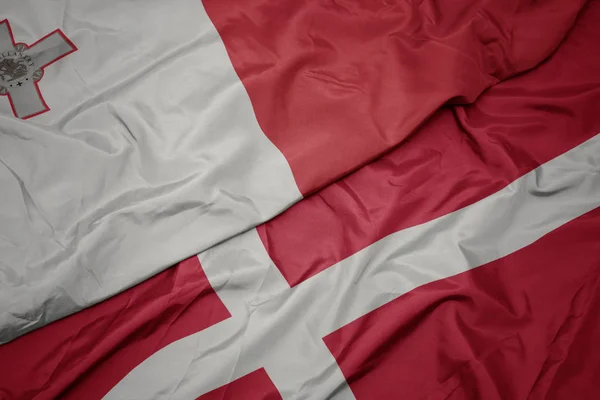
left=0, top=0, right=588, bottom=343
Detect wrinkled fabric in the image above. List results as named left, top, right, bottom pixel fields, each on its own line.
left=0, top=2, right=599, bottom=397
left=0, top=0, right=301, bottom=344
left=67, top=136, right=600, bottom=399
left=204, top=0, right=587, bottom=192
left=326, top=207, right=600, bottom=400
left=0, top=0, right=588, bottom=344
left=257, top=2, right=600, bottom=286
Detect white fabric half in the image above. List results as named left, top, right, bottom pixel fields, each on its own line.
left=0, top=0, right=301, bottom=343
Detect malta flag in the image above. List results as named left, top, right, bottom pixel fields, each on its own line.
left=1, top=0, right=599, bottom=399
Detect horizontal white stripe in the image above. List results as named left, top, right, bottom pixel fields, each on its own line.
left=106, top=132, right=600, bottom=399
left=0, top=0, right=301, bottom=343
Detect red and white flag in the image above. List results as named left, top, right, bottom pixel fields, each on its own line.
left=1, top=0, right=600, bottom=398
left=0, top=0, right=586, bottom=343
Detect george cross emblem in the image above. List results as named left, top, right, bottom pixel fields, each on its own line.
left=0, top=19, right=76, bottom=119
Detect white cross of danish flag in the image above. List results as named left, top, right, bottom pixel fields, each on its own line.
left=103, top=134, right=600, bottom=399
left=0, top=19, right=76, bottom=119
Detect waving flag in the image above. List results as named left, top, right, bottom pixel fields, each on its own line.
left=0, top=0, right=587, bottom=343
left=1, top=0, right=599, bottom=398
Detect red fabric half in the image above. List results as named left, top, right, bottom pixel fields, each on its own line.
left=324, top=206, right=600, bottom=400
left=203, top=0, right=585, bottom=193
left=197, top=368, right=282, bottom=400
left=535, top=262, right=600, bottom=400
left=0, top=257, right=230, bottom=400
left=257, top=0, right=600, bottom=287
